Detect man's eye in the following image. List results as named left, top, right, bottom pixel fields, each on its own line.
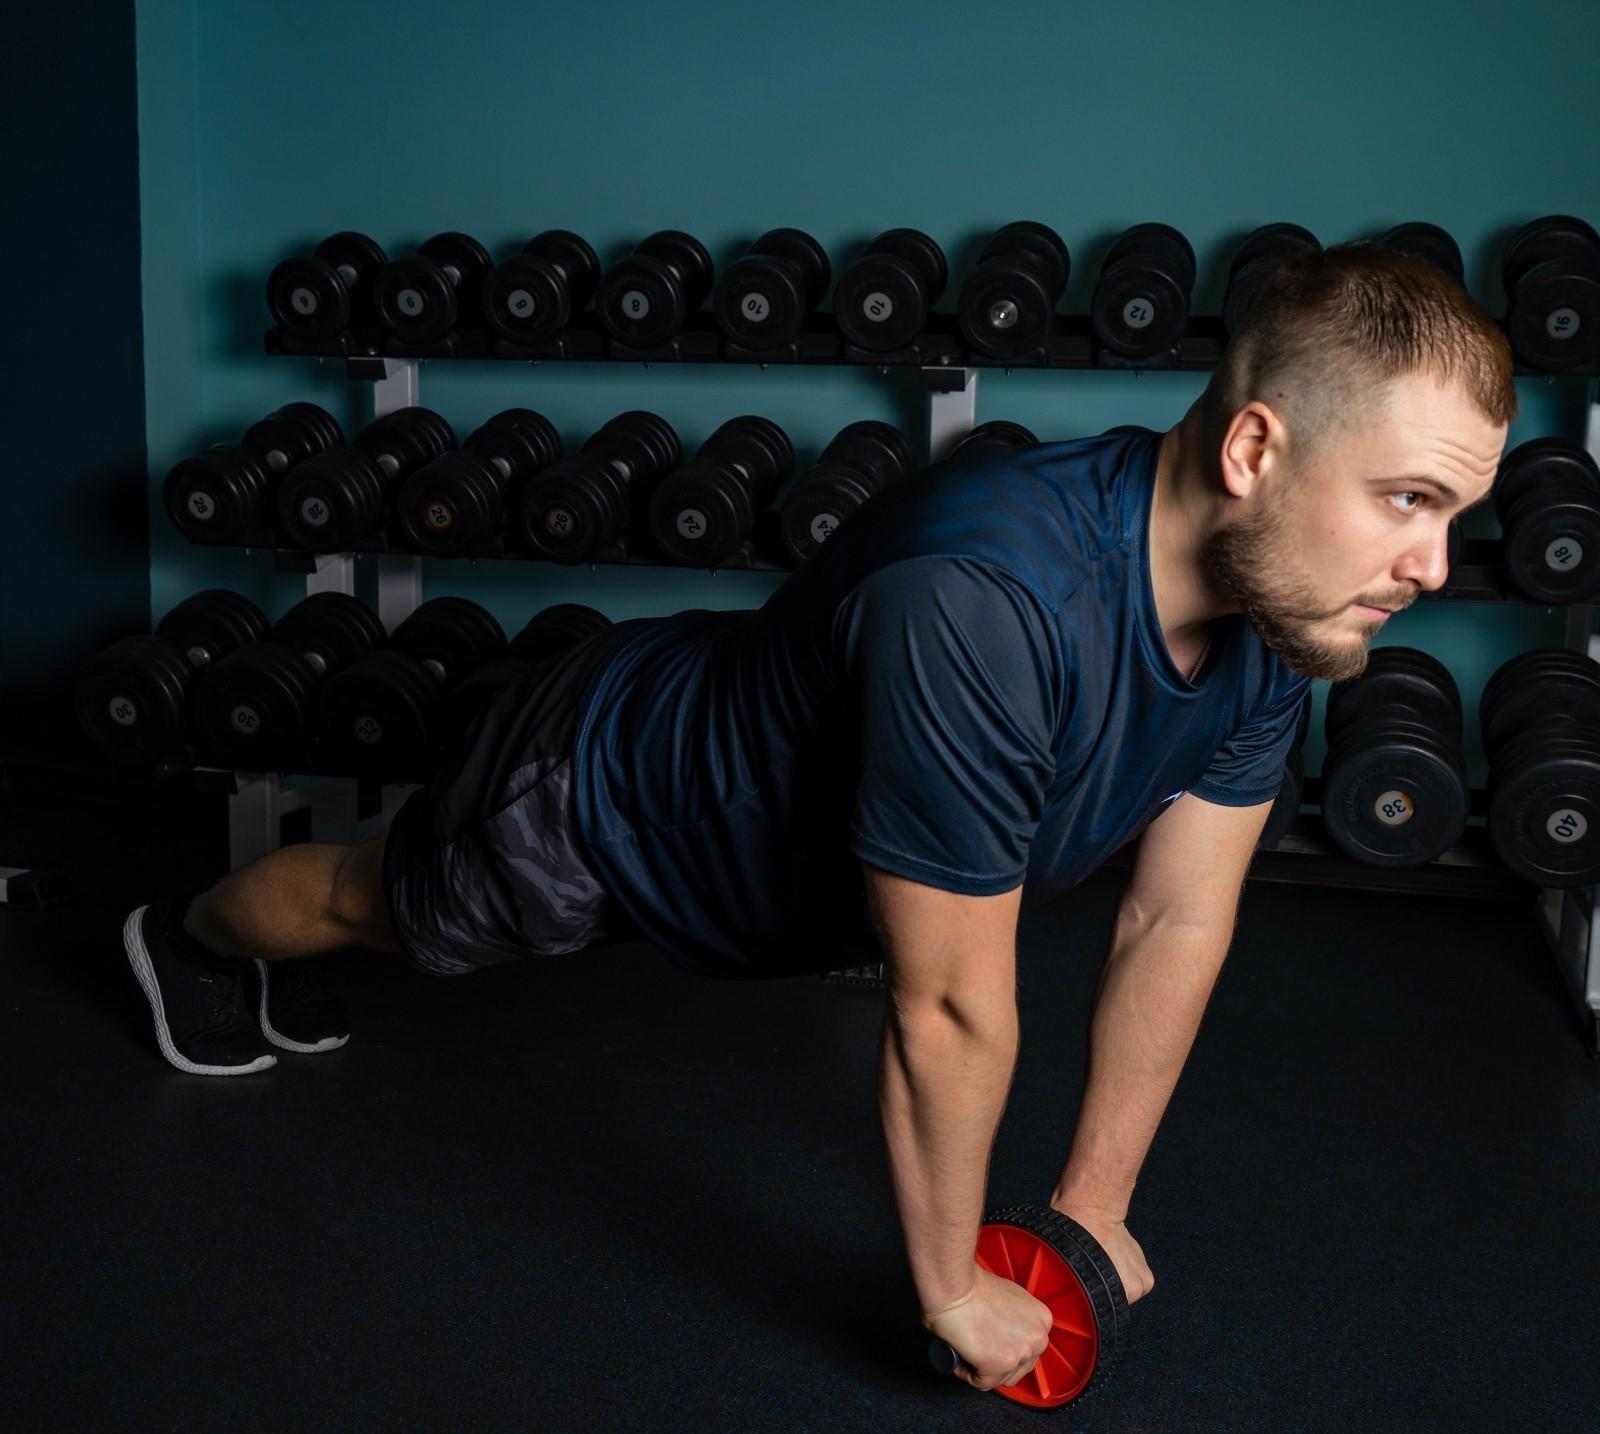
left=1393, top=492, right=1424, bottom=513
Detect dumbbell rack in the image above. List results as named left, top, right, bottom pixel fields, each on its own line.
left=219, top=354, right=1600, bottom=1053
left=1531, top=383, right=1600, bottom=1056
left=203, top=358, right=427, bottom=868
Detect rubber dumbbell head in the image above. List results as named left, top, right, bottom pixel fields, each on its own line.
left=1492, top=438, right=1600, bottom=605
left=275, top=408, right=454, bottom=550
left=509, top=602, right=614, bottom=662
left=776, top=420, right=913, bottom=566
left=483, top=229, right=600, bottom=346
left=514, top=411, right=680, bottom=563
left=1090, top=222, right=1196, bottom=360
left=1479, top=649, right=1600, bottom=764
left=713, top=227, right=832, bottom=349
left=833, top=228, right=948, bottom=353
left=154, top=589, right=271, bottom=669
left=375, top=232, right=494, bottom=346
left=267, top=231, right=388, bottom=342
left=1500, top=214, right=1600, bottom=374
left=596, top=230, right=715, bottom=349
left=950, top=420, right=1039, bottom=460
left=394, top=409, right=560, bottom=556
left=646, top=416, right=793, bottom=566
left=1483, top=715, right=1600, bottom=887
left=314, top=597, right=505, bottom=778
left=958, top=221, right=1070, bottom=359
left=190, top=592, right=385, bottom=772
left=75, top=590, right=270, bottom=765
left=1320, top=647, right=1468, bottom=866
left=1376, top=222, right=1465, bottom=286
left=242, top=402, right=344, bottom=476
left=164, top=446, right=274, bottom=544
left=1222, top=223, right=1321, bottom=338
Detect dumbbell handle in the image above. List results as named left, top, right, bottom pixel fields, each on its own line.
left=928, top=1340, right=960, bottom=1375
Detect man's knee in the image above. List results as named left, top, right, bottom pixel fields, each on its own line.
left=331, top=829, right=400, bottom=952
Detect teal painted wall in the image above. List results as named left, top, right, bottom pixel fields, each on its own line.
left=136, top=0, right=1600, bottom=786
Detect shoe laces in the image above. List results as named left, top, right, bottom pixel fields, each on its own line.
left=196, top=960, right=242, bottom=1023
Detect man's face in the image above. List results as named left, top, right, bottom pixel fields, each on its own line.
left=1200, top=372, right=1506, bottom=682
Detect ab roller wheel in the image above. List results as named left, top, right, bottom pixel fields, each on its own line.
left=926, top=1204, right=1129, bottom=1409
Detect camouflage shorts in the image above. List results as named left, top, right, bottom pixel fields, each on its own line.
left=381, top=637, right=632, bottom=977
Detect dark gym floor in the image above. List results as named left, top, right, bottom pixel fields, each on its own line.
left=4, top=780, right=1598, bottom=1434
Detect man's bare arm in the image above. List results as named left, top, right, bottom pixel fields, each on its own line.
left=866, top=864, right=1023, bottom=1314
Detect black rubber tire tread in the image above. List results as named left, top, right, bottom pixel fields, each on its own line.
left=979, top=1202, right=1130, bottom=1406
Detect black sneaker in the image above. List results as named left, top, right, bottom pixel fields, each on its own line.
left=249, top=955, right=350, bottom=1054
left=121, top=898, right=277, bottom=1076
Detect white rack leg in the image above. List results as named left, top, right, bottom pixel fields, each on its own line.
left=371, top=358, right=419, bottom=417
left=926, top=367, right=978, bottom=461
left=228, top=773, right=282, bottom=870
left=306, top=551, right=356, bottom=597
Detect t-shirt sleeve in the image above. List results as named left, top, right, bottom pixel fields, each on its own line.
left=836, top=555, right=1062, bottom=894
left=1188, top=664, right=1312, bottom=807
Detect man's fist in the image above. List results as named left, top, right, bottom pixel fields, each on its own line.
left=1050, top=1199, right=1155, bottom=1304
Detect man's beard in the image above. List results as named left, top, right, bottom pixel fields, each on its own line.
left=1199, top=499, right=1378, bottom=683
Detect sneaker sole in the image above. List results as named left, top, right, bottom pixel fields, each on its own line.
left=122, top=906, right=277, bottom=1076
left=253, top=957, right=350, bottom=1054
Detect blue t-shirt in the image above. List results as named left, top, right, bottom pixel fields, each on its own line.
left=569, top=428, right=1310, bottom=978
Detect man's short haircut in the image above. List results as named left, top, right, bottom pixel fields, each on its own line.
left=1202, top=241, right=1518, bottom=461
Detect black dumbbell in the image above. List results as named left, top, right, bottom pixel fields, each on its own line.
left=1090, top=223, right=1196, bottom=361
left=75, top=590, right=270, bottom=766
left=1222, top=223, right=1321, bottom=338
left=958, top=221, right=1070, bottom=360
left=509, top=601, right=614, bottom=660
left=243, top=402, right=344, bottom=474
left=1480, top=650, right=1600, bottom=886
left=393, top=409, right=561, bottom=557
left=514, top=411, right=682, bottom=564
left=1376, top=222, right=1465, bottom=286
left=595, top=230, right=715, bottom=349
left=315, top=597, right=507, bottom=779
left=832, top=228, right=948, bottom=353
left=435, top=604, right=615, bottom=755
left=1492, top=438, right=1600, bottom=605
left=374, top=232, right=494, bottom=346
left=1255, top=694, right=1313, bottom=852
left=189, top=592, right=387, bottom=773
left=646, top=417, right=793, bottom=567
left=712, top=228, right=831, bottom=349
left=267, top=232, right=388, bottom=343
left=274, top=407, right=455, bottom=550
left=1500, top=215, right=1600, bottom=374
left=164, top=403, right=343, bottom=545
left=926, top=1204, right=1129, bottom=1410
left=776, top=421, right=913, bottom=566
left=482, top=230, right=601, bottom=346
left=950, top=421, right=1038, bottom=460
left=1320, top=647, right=1469, bottom=866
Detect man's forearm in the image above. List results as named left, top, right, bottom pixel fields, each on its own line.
left=879, top=1003, right=1019, bottom=1313
left=1052, top=915, right=1233, bottom=1218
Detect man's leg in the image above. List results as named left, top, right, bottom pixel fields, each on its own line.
left=183, top=827, right=400, bottom=960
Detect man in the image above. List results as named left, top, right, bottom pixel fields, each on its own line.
left=123, top=243, right=1512, bottom=1392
